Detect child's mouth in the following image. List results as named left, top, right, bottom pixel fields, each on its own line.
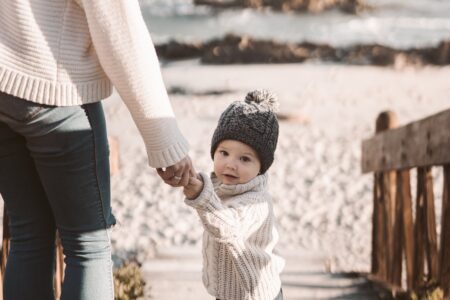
left=223, top=174, right=238, bottom=180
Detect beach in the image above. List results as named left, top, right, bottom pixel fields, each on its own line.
left=104, top=62, right=450, bottom=272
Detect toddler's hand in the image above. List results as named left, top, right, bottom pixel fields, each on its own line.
left=183, top=174, right=204, bottom=200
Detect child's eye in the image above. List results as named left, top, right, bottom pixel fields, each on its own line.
left=219, top=150, right=228, bottom=156
left=240, top=156, right=251, bottom=162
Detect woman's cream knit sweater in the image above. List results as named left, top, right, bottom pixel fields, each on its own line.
left=0, top=0, right=188, bottom=168
left=185, top=172, right=285, bottom=300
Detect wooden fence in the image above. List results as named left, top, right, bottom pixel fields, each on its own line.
left=362, top=109, right=450, bottom=298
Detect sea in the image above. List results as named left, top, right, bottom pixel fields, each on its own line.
left=139, top=0, right=450, bottom=49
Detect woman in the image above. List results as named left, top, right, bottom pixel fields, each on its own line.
left=0, top=0, right=191, bottom=299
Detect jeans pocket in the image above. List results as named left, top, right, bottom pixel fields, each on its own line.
left=0, top=91, right=48, bottom=122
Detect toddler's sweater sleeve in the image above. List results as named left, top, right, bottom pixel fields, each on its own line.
left=185, top=172, right=272, bottom=294
left=76, top=0, right=189, bottom=168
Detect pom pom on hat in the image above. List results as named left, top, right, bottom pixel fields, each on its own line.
left=245, top=90, right=279, bottom=112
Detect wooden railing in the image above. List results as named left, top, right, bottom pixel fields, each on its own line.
left=362, top=110, right=450, bottom=298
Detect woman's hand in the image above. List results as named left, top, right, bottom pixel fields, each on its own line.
left=156, top=156, right=195, bottom=187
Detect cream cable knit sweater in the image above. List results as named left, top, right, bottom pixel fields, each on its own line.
left=0, top=0, right=188, bottom=167
left=185, top=172, right=285, bottom=300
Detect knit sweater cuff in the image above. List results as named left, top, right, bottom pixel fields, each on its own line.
left=184, top=172, right=214, bottom=209
left=142, top=118, right=190, bottom=168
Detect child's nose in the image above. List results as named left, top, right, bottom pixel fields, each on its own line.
left=226, top=160, right=237, bottom=170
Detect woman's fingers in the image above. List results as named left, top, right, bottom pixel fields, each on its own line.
left=157, top=156, right=196, bottom=187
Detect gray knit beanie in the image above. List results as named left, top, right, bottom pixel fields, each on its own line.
left=210, top=90, right=279, bottom=174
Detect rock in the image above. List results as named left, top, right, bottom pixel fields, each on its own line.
left=203, top=34, right=309, bottom=64
left=436, top=40, right=450, bottom=65
left=155, top=40, right=204, bottom=60
left=194, top=0, right=368, bottom=14
left=156, top=35, right=450, bottom=66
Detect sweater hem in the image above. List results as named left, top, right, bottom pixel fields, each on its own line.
left=0, top=66, right=113, bottom=106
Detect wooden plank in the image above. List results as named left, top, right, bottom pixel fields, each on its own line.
left=381, top=112, right=397, bottom=284
left=414, top=168, right=426, bottom=289
left=372, top=172, right=387, bottom=278
left=440, top=165, right=450, bottom=297
left=424, top=167, right=438, bottom=281
left=391, top=170, right=404, bottom=287
left=371, top=112, right=398, bottom=279
left=398, top=170, right=414, bottom=290
left=362, top=108, right=450, bottom=173
left=413, top=167, right=439, bottom=287
left=371, top=173, right=381, bottom=275
left=384, top=170, right=397, bottom=284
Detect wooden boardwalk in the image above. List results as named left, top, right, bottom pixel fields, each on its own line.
left=142, top=247, right=380, bottom=300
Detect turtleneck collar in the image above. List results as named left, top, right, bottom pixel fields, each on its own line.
left=210, top=172, right=268, bottom=198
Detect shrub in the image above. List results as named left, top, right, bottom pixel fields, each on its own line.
left=113, top=261, right=146, bottom=300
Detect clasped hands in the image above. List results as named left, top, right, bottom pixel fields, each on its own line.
left=156, top=155, right=203, bottom=199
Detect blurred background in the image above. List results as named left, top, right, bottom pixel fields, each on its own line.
left=100, top=2, right=450, bottom=298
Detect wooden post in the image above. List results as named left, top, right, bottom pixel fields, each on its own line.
left=384, top=169, right=397, bottom=284
left=372, top=111, right=398, bottom=280
left=440, top=165, right=450, bottom=298
left=398, top=170, right=414, bottom=290
left=392, top=169, right=414, bottom=288
left=391, top=169, right=403, bottom=287
left=372, top=172, right=385, bottom=277
left=424, top=167, right=438, bottom=281
left=414, top=167, right=439, bottom=288
left=414, top=167, right=426, bottom=288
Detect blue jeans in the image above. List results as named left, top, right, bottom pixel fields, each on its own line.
left=0, top=91, right=116, bottom=300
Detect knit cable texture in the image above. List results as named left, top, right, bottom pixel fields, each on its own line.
left=185, top=172, right=285, bottom=300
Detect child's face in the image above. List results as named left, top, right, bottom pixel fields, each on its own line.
left=213, top=140, right=261, bottom=185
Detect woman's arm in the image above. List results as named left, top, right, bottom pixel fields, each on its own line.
left=76, top=0, right=189, bottom=168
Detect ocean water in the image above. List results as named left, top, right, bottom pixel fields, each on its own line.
left=139, top=0, right=450, bottom=49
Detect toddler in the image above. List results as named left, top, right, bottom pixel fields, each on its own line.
left=183, top=90, right=285, bottom=300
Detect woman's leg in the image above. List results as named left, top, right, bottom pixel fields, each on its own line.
left=0, top=121, right=56, bottom=299
left=0, top=92, right=116, bottom=299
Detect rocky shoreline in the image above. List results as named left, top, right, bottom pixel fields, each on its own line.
left=193, top=0, right=368, bottom=14
left=155, top=35, right=450, bottom=67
